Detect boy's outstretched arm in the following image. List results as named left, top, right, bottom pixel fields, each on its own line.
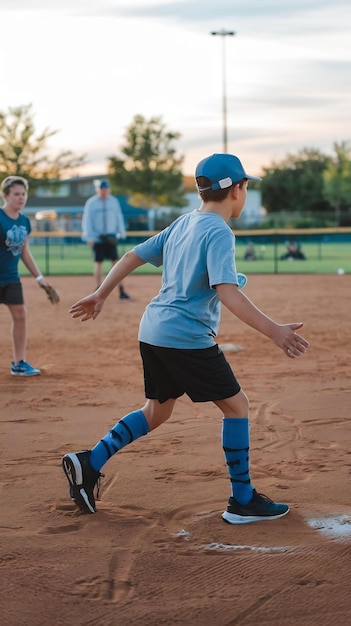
left=70, top=250, right=145, bottom=321
left=216, top=283, right=309, bottom=358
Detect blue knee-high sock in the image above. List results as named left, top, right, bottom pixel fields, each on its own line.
left=89, top=409, right=149, bottom=472
left=222, top=417, right=253, bottom=505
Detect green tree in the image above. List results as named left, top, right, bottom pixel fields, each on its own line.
left=0, top=104, right=86, bottom=190
left=260, top=148, right=332, bottom=217
left=108, top=114, right=187, bottom=209
left=323, top=142, right=351, bottom=226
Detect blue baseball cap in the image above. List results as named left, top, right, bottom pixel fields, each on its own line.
left=98, top=180, right=110, bottom=189
left=195, top=153, right=261, bottom=191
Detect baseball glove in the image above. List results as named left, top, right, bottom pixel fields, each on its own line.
left=40, top=283, right=60, bottom=304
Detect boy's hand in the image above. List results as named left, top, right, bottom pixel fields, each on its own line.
left=273, top=322, right=309, bottom=358
left=69, top=294, right=105, bottom=321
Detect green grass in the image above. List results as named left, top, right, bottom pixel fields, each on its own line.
left=237, top=241, right=351, bottom=274
left=20, top=242, right=163, bottom=277
left=20, top=240, right=351, bottom=276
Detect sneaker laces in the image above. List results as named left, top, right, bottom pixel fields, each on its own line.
left=95, top=471, right=105, bottom=500
left=256, top=492, right=274, bottom=503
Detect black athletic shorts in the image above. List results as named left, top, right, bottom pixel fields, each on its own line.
left=0, top=281, right=24, bottom=305
left=139, top=342, right=241, bottom=404
left=93, top=242, right=119, bottom=262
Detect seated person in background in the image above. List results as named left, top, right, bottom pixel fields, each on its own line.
left=280, top=240, right=306, bottom=260
left=244, top=241, right=257, bottom=260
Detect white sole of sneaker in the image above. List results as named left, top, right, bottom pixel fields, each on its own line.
left=222, top=508, right=290, bottom=524
left=11, top=371, right=41, bottom=376
left=63, top=454, right=83, bottom=484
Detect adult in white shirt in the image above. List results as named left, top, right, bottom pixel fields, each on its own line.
left=82, top=180, right=130, bottom=299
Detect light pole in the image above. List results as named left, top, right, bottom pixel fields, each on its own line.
left=210, top=29, right=236, bottom=153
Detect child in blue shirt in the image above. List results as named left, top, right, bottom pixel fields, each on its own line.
left=62, top=154, right=309, bottom=523
left=0, top=176, right=58, bottom=376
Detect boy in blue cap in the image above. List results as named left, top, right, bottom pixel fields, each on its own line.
left=63, top=153, right=309, bottom=523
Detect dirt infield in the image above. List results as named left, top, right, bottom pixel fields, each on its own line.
left=1, top=273, right=350, bottom=626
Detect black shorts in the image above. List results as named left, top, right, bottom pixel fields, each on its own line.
left=0, top=281, right=24, bottom=305
left=93, top=242, right=119, bottom=262
left=139, top=342, right=241, bottom=404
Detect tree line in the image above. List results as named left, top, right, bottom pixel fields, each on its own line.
left=1, top=104, right=350, bottom=227
left=259, top=145, right=351, bottom=227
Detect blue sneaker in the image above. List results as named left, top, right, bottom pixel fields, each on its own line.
left=62, top=450, right=104, bottom=514
left=11, top=360, right=41, bottom=376
left=222, top=489, right=289, bottom=524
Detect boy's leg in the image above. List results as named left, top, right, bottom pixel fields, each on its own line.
left=62, top=399, right=176, bottom=513
left=141, top=398, right=177, bottom=430
left=89, top=409, right=149, bottom=471
left=8, top=303, right=27, bottom=362
left=8, top=300, right=40, bottom=376
left=215, top=392, right=289, bottom=523
left=91, top=242, right=104, bottom=289
left=118, top=282, right=130, bottom=298
left=222, top=417, right=253, bottom=504
left=94, top=261, right=103, bottom=289
left=90, top=398, right=176, bottom=470
left=215, top=391, right=253, bottom=504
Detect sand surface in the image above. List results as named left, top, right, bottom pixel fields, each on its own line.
left=1, top=273, right=351, bottom=626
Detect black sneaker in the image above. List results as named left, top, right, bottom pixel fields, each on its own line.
left=119, top=291, right=130, bottom=300
left=62, top=450, right=104, bottom=514
left=222, top=489, right=289, bottom=524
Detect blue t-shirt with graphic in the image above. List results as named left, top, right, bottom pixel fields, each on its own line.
left=0, top=209, right=31, bottom=285
left=134, top=209, right=239, bottom=349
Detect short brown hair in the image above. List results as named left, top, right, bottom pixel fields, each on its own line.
left=196, top=176, right=246, bottom=202
left=1, top=176, right=29, bottom=195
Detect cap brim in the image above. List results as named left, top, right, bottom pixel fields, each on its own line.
left=246, top=174, right=262, bottom=182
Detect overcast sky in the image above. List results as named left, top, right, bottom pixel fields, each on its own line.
left=1, top=0, right=350, bottom=178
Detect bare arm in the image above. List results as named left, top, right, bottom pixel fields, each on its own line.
left=216, top=283, right=309, bottom=358
left=20, top=239, right=42, bottom=277
left=20, top=239, right=52, bottom=288
left=70, top=249, right=146, bottom=321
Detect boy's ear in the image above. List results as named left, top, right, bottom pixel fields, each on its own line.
left=231, top=183, right=240, bottom=199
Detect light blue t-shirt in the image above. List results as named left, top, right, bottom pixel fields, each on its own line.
left=134, top=209, right=239, bottom=349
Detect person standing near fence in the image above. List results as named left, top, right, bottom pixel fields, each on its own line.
left=82, top=180, right=130, bottom=299
left=0, top=176, right=57, bottom=376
